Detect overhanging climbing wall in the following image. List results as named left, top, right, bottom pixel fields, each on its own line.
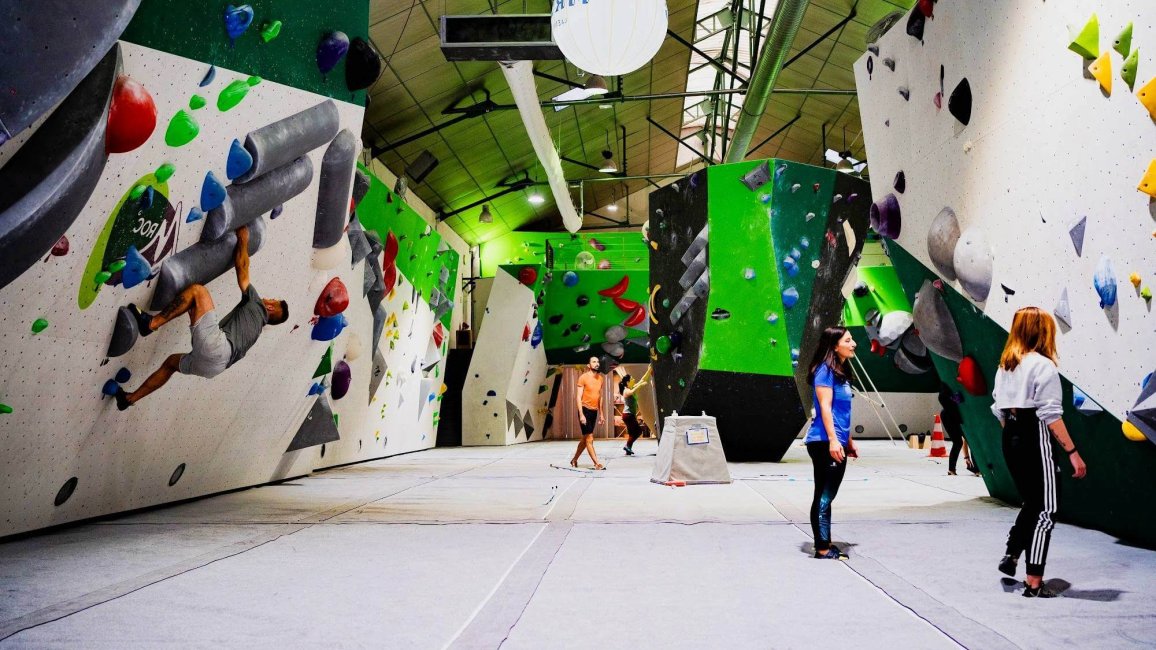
left=855, top=0, right=1156, bottom=545
left=648, top=161, right=869, bottom=461
left=0, top=0, right=460, bottom=538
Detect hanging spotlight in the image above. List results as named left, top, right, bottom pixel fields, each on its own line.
left=607, top=202, right=619, bottom=213
left=835, top=153, right=854, bottom=173
left=598, top=150, right=618, bottom=173
left=479, top=204, right=493, bottom=223
left=528, top=192, right=545, bottom=206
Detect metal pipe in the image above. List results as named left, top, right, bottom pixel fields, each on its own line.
left=724, top=0, right=811, bottom=163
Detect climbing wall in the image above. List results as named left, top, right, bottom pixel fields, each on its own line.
left=0, top=1, right=419, bottom=537
left=855, top=0, right=1156, bottom=545
left=462, top=267, right=550, bottom=446
left=539, top=269, right=651, bottom=365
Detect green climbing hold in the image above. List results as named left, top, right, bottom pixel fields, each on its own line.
left=402, top=301, right=410, bottom=311
left=1114, top=21, right=1133, bottom=58
left=678, top=378, right=686, bottom=388
left=0, top=404, right=12, bottom=414
left=260, top=20, right=282, bottom=42
left=662, top=298, right=671, bottom=308
left=217, top=78, right=260, bottom=112
left=314, top=345, right=334, bottom=378
left=108, top=259, right=126, bottom=273
left=129, top=185, right=146, bottom=200
left=1068, top=13, right=1099, bottom=60
left=94, top=270, right=112, bottom=285
left=155, top=162, right=175, bottom=182
left=656, top=335, right=671, bottom=354
left=189, top=95, right=206, bottom=110
left=1142, top=286, right=1152, bottom=300
left=31, top=318, right=49, bottom=334
left=1123, top=48, right=1139, bottom=91
left=165, top=110, right=200, bottom=147
left=333, top=413, right=340, bottom=428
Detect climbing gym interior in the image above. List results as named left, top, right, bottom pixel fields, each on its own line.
left=2, top=0, right=1155, bottom=646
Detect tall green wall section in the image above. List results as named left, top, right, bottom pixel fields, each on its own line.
left=887, top=241, right=1156, bottom=547
left=122, top=0, right=368, bottom=104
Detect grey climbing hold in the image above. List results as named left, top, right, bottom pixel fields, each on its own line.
left=201, top=156, right=314, bottom=242
left=235, top=100, right=340, bottom=184
left=315, top=129, right=360, bottom=249
left=107, top=306, right=140, bottom=357
left=369, top=348, right=387, bottom=404
left=912, top=280, right=964, bottom=362
left=1069, top=216, right=1086, bottom=257
left=740, top=161, right=771, bottom=191
left=372, top=303, right=386, bottom=356
left=150, top=217, right=266, bottom=310
left=952, top=227, right=993, bottom=302
left=1053, top=287, right=1072, bottom=328
left=352, top=169, right=371, bottom=209
left=348, top=217, right=372, bottom=266
left=927, top=207, right=961, bottom=281
left=285, top=395, right=340, bottom=452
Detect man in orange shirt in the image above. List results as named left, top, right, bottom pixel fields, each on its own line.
left=571, top=356, right=606, bottom=469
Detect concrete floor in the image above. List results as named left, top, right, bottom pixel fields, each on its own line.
left=1, top=440, right=1153, bottom=649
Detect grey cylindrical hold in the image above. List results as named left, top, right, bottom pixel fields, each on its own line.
left=314, top=129, right=360, bottom=249
left=352, top=169, right=371, bottom=208
left=150, top=217, right=266, bottom=310
left=201, top=156, right=314, bottom=242
left=236, top=100, right=339, bottom=184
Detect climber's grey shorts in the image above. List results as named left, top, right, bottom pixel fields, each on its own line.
left=178, top=310, right=231, bottom=378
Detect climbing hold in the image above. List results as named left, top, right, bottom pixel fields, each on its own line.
left=805, top=212, right=816, bottom=221
left=1143, top=286, right=1153, bottom=300
left=898, top=87, right=910, bottom=101
left=711, top=308, right=731, bottom=320
left=833, top=194, right=843, bottom=203
left=164, top=109, right=200, bottom=147
left=259, top=20, right=282, bottom=43
left=1138, top=160, right=1156, bottom=197
left=31, top=318, right=48, bottom=334
left=740, top=161, right=771, bottom=191
left=1088, top=52, right=1112, bottom=94
left=270, top=205, right=284, bottom=220
left=308, top=382, right=325, bottom=396
left=121, top=245, right=151, bottom=289
left=1122, top=49, right=1140, bottom=91
left=948, top=78, right=972, bottom=126
left=1131, top=272, right=1142, bottom=288
left=867, top=57, right=874, bottom=78
left=1053, top=288, right=1072, bottom=329
left=893, top=171, right=905, bottom=194
left=217, top=76, right=261, bottom=112
left=128, top=184, right=146, bottom=201
left=223, top=4, right=255, bottom=43
left=200, top=171, right=227, bottom=211
left=1114, top=22, right=1133, bottom=58
left=107, top=306, right=140, bottom=357
left=517, top=266, right=538, bottom=286
left=50, top=236, right=70, bottom=257
left=791, top=183, right=801, bottom=193
left=0, top=404, right=11, bottom=414
left=108, top=260, right=126, bottom=274
left=782, top=256, right=799, bottom=277
left=1094, top=255, right=1118, bottom=308
left=314, top=277, right=349, bottom=317
left=1068, top=13, right=1099, bottom=60
left=317, top=31, right=350, bottom=75
left=141, top=186, right=155, bottom=209
left=877, top=311, right=913, bottom=347
left=1069, top=216, right=1087, bottom=256
left=1071, top=386, right=1102, bottom=414
left=311, top=313, right=348, bottom=341
left=101, top=379, right=120, bottom=396
left=883, top=57, right=896, bottom=71
left=562, top=271, right=579, bottom=287
left=655, top=335, right=672, bottom=354
left=906, top=8, right=925, bottom=41
left=576, top=294, right=590, bottom=307
left=1139, top=77, right=1156, bottom=120
left=186, top=207, right=204, bottom=223
left=623, top=304, right=646, bottom=328
left=782, top=287, right=800, bottom=309
left=1123, top=421, right=1147, bottom=442
left=956, top=356, right=987, bottom=396
left=531, top=321, right=543, bottom=348
left=346, top=37, right=383, bottom=91
left=226, top=139, right=254, bottom=180
left=332, top=361, right=352, bottom=400
left=598, top=276, right=629, bottom=297
left=743, top=268, right=756, bottom=280
left=155, top=163, right=175, bottom=183
left=1000, top=284, right=1016, bottom=303
left=869, top=193, right=902, bottom=239
left=94, top=270, right=112, bottom=285
left=106, top=75, right=157, bottom=154
left=589, top=238, right=606, bottom=252
left=575, top=251, right=595, bottom=269
left=199, top=65, right=217, bottom=87
left=912, top=280, right=964, bottom=362
left=613, top=297, right=640, bottom=313
left=314, top=346, right=333, bottom=378
left=114, top=367, right=132, bottom=384
left=927, top=207, right=960, bottom=281
left=605, top=325, right=627, bottom=343
left=953, top=227, right=994, bottom=302
left=597, top=260, right=611, bottom=270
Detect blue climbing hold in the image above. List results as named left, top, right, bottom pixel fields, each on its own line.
left=799, top=236, right=810, bottom=249
left=486, top=389, right=497, bottom=396
left=782, top=287, right=800, bottom=308
left=270, top=204, right=284, bottom=220
left=531, top=321, right=543, bottom=348
left=121, top=245, right=152, bottom=289
left=562, top=271, right=579, bottom=287
left=308, top=382, right=325, bottom=396
left=226, top=139, right=254, bottom=180
left=782, top=256, right=799, bottom=277
left=790, top=247, right=802, bottom=260
left=199, top=65, right=217, bottom=87
left=1093, top=255, right=1117, bottom=308
left=101, top=379, right=120, bottom=396
left=142, top=186, right=155, bottom=209
left=311, top=313, right=348, bottom=341
left=186, top=207, right=204, bottom=223
left=201, top=171, right=227, bottom=212
left=114, top=367, right=132, bottom=383
left=224, top=5, right=255, bottom=43
left=317, top=31, right=351, bottom=75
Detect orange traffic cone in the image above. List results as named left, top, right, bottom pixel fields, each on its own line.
left=928, top=414, right=948, bottom=458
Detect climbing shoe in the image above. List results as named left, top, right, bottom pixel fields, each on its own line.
left=1022, top=583, right=1058, bottom=598
left=128, top=304, right=154, bottom=337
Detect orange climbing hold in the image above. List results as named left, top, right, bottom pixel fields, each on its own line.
left=1138, top=159, right=1156, bottom=197
left=1137, top=77, right=1156, bottom=120
left=1088, top=52, right=1112, bottom=94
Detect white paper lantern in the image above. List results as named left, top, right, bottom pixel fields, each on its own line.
left=552, top=0, right=668, bottom=76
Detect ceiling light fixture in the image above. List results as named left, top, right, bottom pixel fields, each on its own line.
left=479, top=204, right=493, bottom=223
left=607, top=202, right=619, bottom=213
left=598, top=150, right=618, bottom=173
left=584, top=74, right=609, bottom=96
left=528, top=192, right=545, bottom=206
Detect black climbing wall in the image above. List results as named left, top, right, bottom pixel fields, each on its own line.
left=436, top=348, right=472, bottom=447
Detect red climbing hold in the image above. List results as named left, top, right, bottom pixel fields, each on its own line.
left=383, top=231, right=400, bottom=264
left=50, top=235, right=70, bottom=257
left=522, top=324, right=531, bottom=341
left=517, top=266, right=538, bottom=286
left=917, top=0, right=934, bottom=18
left=314, top=277, right=350, bottom=317
left=598, top=275, right=630, bottom=298
left=870, top=339, right=887, bottom=356
left=433, top=322, right=445, bottom=347
left=613, top=297, right=640, bottom=313
left=382, top=231, right=399, bottom=294
left=623, top=304, right=646, bottom=327
left=106, top=75, right=157, bottom=154
left=956, top=355, right=987, bottom=396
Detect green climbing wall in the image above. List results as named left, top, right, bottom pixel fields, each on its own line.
left=121, top=0, right=369, bottom=104
left=479, top=232, right=649, bottom=277
left=887, top=241, right=1156, bottom=547
left=356, top=164, right=460, bottom=328
left=539, top=269, right=650, bottom=364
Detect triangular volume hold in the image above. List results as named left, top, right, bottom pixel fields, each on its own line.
left=1068, top=13, right=1099, bottom=60
left=1069, top=216, right=1086, bottom=256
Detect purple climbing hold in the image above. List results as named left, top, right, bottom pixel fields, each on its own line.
left=224, top=5, right=255, bottom=43
left=331, top=361, right=352, bottom=400
left=226, top=138, right=254, bottom=180
left=200, top=171, right=226, bottom=211
left=894, top=170, right=906, bottom=193
left=186, top=207, right=204, bottom=223
left=869, top=193, right=902, bottom=239
left=317, top=31, right=350, bottom=75
left=121, top=244, right=151, bottom=289
left=270, top=204, right=284, bottom=220
left=200, top=65, right=217, bottom=87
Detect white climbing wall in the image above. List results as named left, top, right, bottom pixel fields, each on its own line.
left=854, top=0, right=1156, bottom=418
left=0, top=41, right=452, bottom=537
left=462, top=268, right=550, bottom=446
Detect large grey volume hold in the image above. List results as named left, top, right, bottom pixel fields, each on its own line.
left=314, top=129, right=360, bottom=248
left=150, top=217, right=267, bottom=310
left=201, top=156, right=314, bottom=242
left=235, top=100, right=339, bottom=184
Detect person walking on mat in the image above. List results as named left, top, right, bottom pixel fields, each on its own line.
left=571, top=356, right=606, bottom=470
left=617, top=366, right=651, bottom=456
left=804, top=326, right=859, bottom=560
left=991, top=307, right=1087, bottom=598
left=114, top=224, right=289, bottom=410
left=939, top=382, right=976, bottom=475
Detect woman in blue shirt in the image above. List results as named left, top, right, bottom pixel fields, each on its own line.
left=804, top=326, right=858, bottom=559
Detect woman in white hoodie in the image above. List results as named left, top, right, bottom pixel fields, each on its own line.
left=991, top=307, right=1087, bottom=598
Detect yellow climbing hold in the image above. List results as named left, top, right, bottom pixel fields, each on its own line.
left=1139, top=159, right=1156, bottom=197
left=1123, top=421, right=1147, bottom=441
left=1136, top=76, right=1156, bottom=120
left=1088, top=51, right=1112, bottom=94
left=1068, top=13, right=1099, bottom=60
left=1130, top=272, right=1142, bottom=288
